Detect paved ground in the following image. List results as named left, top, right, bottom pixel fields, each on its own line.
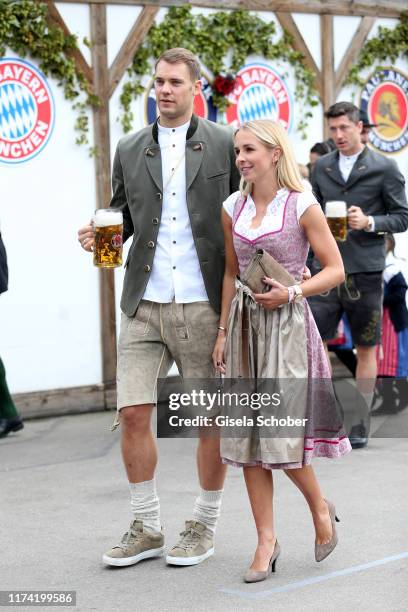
left=1, top=410, right=408, bottom=612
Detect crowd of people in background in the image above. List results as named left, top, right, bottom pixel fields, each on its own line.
left=299, top=106, right=408, bottom=443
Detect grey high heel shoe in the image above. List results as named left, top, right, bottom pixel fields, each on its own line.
left=244, top=540, right=280, bottom=583
left=315, top=499, right=340, bottom=562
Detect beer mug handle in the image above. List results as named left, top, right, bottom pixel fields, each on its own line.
left=90, top=217, right=96, bottom=252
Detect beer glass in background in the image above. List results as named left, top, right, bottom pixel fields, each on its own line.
left=325, top=200, right=347, bottom=242
left=93, top=209, right=123, bottom=268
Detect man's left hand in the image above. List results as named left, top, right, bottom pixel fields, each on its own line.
left=348, top=205, right=369, bottom=230
left=253, top=277, right=288, bottom=310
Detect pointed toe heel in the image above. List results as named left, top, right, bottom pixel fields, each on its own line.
left=244, top=540, right=280, bottom=583
left=315, top=500, right=339, bottom=563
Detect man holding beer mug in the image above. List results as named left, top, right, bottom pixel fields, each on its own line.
left=309, top=102, right=408, bottom=448
left=78, top=48, right=240, bottom=568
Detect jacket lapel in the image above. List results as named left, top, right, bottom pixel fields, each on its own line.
left=345, top=147, right=369, bottom=189
left=186, top=140, right=205, bottom=191
left=144, top=143, right=163, bottom=193
left=323, top=152, right=344, bottom=187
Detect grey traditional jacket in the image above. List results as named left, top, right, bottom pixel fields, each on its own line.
left=109, top=115, right=240, bottom=316
left=311, top=147, right=408, bottom=274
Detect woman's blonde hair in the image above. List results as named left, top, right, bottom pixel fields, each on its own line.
left=235, top=120, right=305, bottom=196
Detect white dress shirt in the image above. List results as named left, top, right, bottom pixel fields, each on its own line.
left=339, top=151, right=360, bottom=182
left=143, top=120, right=209, bottom=303
left=339, top=150, right=375, bottom=231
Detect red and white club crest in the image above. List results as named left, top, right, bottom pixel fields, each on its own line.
left=225, top=63, right=292, bottom=130
left=0, top=58, right=55, bottom=164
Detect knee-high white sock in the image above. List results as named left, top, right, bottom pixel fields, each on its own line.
left=192, top=488, right=223, bottom=535
left=129, top=479, right=161, bottom=533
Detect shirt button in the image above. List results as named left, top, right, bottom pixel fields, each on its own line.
left=173, top=266, right=176, bottom=270
left=172, top=129, right=175, bottom=132
left=172, top=192, right=176, bottom=196
left=173, top=240, right=176, bottom=244
left=144, top=265, right=151, bottom=272
left=172, top=144, right=175, bottom=148
left=147, top=241, right=155, bottom=249
left=152, top=218, right=159, bottom=225
left=171, top=168, right=175, bottom=171
left=172, top=217, right=176, bottom=221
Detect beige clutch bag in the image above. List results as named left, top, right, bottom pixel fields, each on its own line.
left=241, top=249, right=295, bottom=293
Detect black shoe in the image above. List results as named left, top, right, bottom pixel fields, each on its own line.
left=349, top=436, right=368, bottom=449
left=348, top=423, right=368, bottom=449
left=0, top=416, right=24, bottom=438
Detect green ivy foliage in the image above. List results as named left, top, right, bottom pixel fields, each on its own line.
left=0, top=0, right=98, bottom=149
left=346, top=11, right=407, bottom=86
left=120, top=6, right=319, bottom=138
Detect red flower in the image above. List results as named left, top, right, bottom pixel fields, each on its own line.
left=213, top=73, right=237, bottom=96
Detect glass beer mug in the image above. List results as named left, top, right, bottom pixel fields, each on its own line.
left=325, top=201, right=347, bottom=242
left=93, top=209, right=123, bottom=268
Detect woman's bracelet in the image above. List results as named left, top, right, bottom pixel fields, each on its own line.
left=218, top=325, right=227, bottom=333
left=287, top=286, right=295, bottom=303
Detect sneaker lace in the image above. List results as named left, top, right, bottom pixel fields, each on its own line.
left=119, top=528, right=144, bottom=551
left=176, top=526, right=202, bottom=552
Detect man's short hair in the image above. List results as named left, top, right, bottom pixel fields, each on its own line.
left=310, top=140, right=336, bottom=156
left=155, top=48, right=201, bottom=82
left=325, top=102, right=360, bottom=124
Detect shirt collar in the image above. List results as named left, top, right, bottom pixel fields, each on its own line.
left=158, top=119, right=190, bottom=135
left=152, top=114, right=199, bottom=143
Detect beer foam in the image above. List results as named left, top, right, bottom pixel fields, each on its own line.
left=94, top=209, right=123, bottom=227
left=325, top=201, right=347, bottom=217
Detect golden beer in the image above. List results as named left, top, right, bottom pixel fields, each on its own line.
left=325, top=201, right=347, bottom=242
left=93, top=209, right=123, bottom=268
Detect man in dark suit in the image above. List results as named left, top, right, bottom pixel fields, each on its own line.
left=78, top=48, right=240, bottom=568
left=309, top=101, right=408, bottom=448
left=0, top=231, right=24, bottom=438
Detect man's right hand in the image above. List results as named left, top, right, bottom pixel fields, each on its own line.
left=78, top=222, right=94, bottom=252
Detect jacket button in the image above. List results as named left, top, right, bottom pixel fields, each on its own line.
left=147, top=241, right=155, bottom=249
left=152, top=218, right=159, bottom=225
left=144, top=265, right=151, bottom=272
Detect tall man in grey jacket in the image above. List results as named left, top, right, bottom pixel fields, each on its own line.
left=309, top=101, right=408, bottom=447
left=78, top=48, right=240, bottom=567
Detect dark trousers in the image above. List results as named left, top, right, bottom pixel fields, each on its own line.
left=0, top=357, right=18, bottom=419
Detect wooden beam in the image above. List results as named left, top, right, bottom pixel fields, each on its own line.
left=90, top=4, right=118, bottom=393
left=108, top=6, right=159, bottom=98
left=12, top=384, right=109, bottom=419
left=321, top=14, right=335, bottom=139
left=46, top=1, right=406, bottom=19
left=275, top=12, right=322, bottom=100
left=45, top=0, right=93, bottom=86
left=335, top=16, right=376, bottom=97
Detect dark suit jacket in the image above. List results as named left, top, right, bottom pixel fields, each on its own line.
left=311, top=147, right=408, bottom=273
left=0, top=233, right=8, bottom=295
left=110, top=115, right=240, bottom=316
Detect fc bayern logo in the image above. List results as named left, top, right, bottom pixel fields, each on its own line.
left=360, top=68, right=408, bottom=155
left=0, top=58, right=55, bottom=164
left=145, top=73, right=217, bottom=124
left=225, top=63, right=292, bottom=130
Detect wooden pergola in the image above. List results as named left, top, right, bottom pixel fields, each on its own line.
left=21, top=0, right=405, bottom=414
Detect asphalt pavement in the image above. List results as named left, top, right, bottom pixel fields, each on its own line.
left=1, top=409, right=408, bottom=612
